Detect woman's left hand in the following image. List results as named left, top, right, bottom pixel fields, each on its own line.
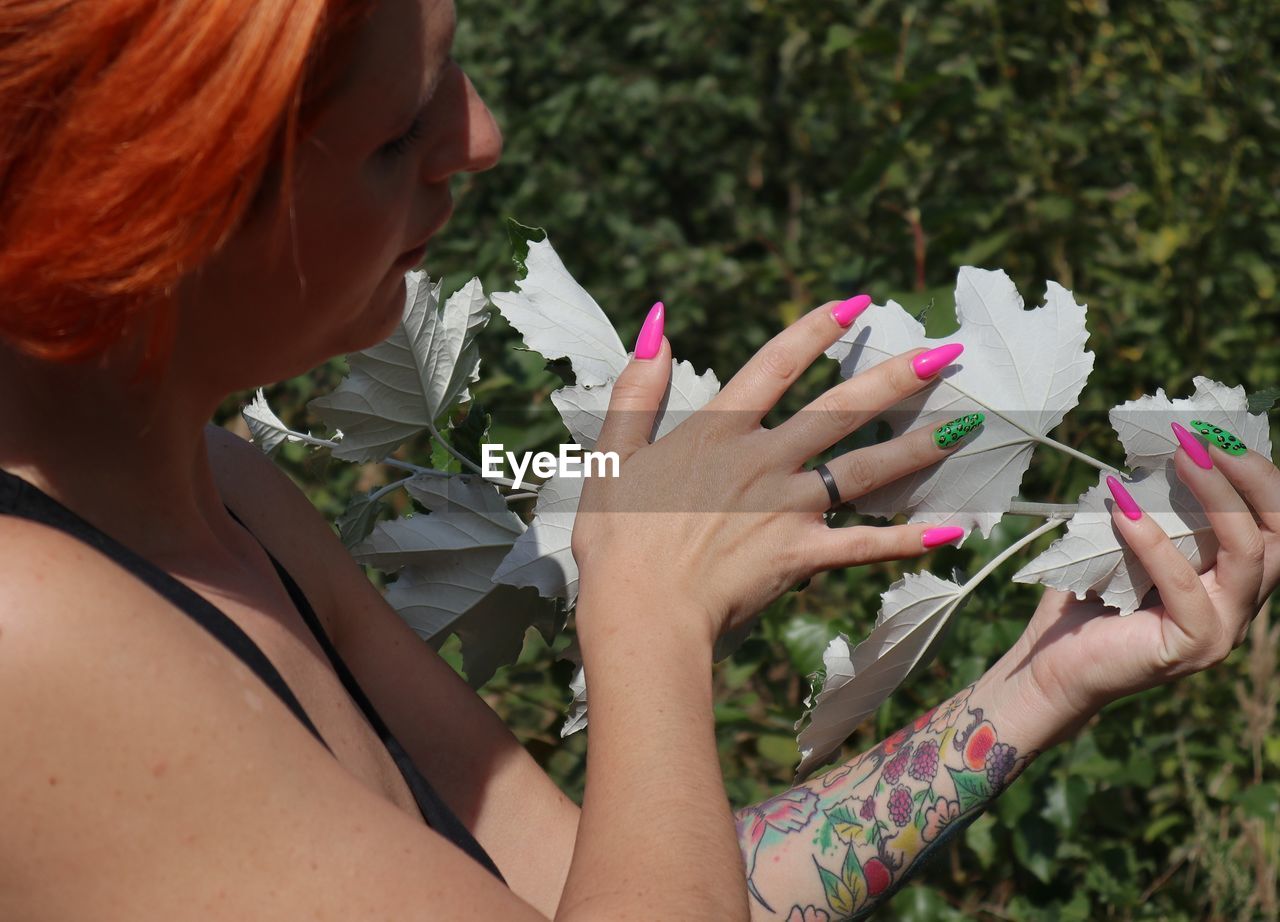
left=1012, top=425, right=1280, bottom=730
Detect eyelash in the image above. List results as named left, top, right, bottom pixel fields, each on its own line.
left=382, top=112, right=426, bottom=159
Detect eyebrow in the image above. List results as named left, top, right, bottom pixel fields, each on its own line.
left=409, top=17, right=457, bottom=117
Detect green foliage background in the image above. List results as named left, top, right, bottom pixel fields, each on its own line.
left=215, top=1, right=1280, bottom=918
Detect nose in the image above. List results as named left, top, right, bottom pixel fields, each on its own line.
left=462, top=72, right=503, bottom=174
left=421, top=65, right=503, bottom=182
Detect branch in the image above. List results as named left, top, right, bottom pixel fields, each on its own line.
left=1007, top=500, right=1077, bottom=518
left=941, top=379, right=1119, bottom=474
left=270, top=426, right=531, bottom=494
left=960, top=515, right=1067, bottom=595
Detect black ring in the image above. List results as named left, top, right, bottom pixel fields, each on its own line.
left=815, top=462, right=841, bottom=510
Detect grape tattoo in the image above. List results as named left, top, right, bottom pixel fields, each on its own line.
left=985, top=742, right=1018, bottom=788
left=887, top=786, right=913, bottom=827
left=908, top=739, right=940, bottom=783
left=882, top=742, right=913, bottom=785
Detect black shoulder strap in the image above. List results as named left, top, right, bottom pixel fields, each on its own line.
left=222, top=504, right=509, bottom=885
left=0, top=468, right=333, bottom=755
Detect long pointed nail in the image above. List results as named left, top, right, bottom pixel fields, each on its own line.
left=1189, top=419, right=1247, bottom=456
left=1106, top=475, right=1143, bottom=520
left=1171, top=422, right=1213, bottom=470
left=633, top=301, right=664, bottom=360
left=922, top=526, right=965, bottom=549
left=912, top=342, right=964, bottom=379
left=832, top=294, right=872, bottom=327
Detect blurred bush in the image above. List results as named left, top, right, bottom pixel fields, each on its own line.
left=215, top=1, right=1279, bottom=917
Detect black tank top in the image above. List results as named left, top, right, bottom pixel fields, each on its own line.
left=0, top=466, right=507, bottom=886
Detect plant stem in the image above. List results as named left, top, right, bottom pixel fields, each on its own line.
left=270, top=425, right=529, bottom=492
left=369, top=475, right=416, bottom=503
left=960, top=516, right=1067, bottom=594
left=1007, top=500, right=1077, bottom=518
left=942, top=379, right=1120, bottom=474
left=428, top=419, right=485, bottom=477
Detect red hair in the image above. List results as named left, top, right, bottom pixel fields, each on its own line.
left=0, top=0, right=380, bottom=386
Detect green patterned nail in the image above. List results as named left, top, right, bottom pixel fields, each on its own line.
left=1189, top=420, right=1248, bottom=456
left=934, top=412, right=985, bottom=449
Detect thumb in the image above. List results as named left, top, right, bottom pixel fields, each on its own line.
left=595, top=301, right=671, bottom=461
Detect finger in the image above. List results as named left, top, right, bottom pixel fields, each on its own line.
left=807, top=522, right=967, bottom=573
left=772, top=344, right=968, bottom=464
left=1189, top=419, right=1280, bottom=536
left=1105, top=476, right=1228, bottom=670
left=792, top=413, right=985, bottom=511
left=712, top=295, right=872, bottom=426
left=1169, top=424, right=1265, bottom=618
left=593, top=302, right=671, bottom=462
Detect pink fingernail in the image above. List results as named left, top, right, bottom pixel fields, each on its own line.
left=1106, top=475, right=1143, bottom=520
left=1171, top=422, right=1214, bottom=471
left=831, top=294, right=872, bottom=327
left=912, top=342, right=964, bottom=379
left=922, top=526, right=965, bottom=549
left=633, top=301, right=664, bottom=360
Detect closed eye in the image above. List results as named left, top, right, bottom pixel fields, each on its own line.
left=381, top=112, right=426, bottom=158
left=380, top=54, right=455, bottom=161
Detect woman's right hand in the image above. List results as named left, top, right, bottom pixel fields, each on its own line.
left=570, top=295, right=978, bottom=649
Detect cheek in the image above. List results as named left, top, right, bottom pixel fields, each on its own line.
left=203, top=160, right=413, bottom=358
left=299, top=200, right=402, bottom=290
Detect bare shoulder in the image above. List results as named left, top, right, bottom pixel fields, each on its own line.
left=0, top=521, right=545, bottom=921
left=203, top=421, right=347, bottom=642
left=201, top=430, right=581, bottom=916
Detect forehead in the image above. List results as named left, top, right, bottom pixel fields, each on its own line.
left=324, top=0, right=456, bottom=120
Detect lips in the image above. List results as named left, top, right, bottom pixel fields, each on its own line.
left=398, top=199, right=455, bottom=262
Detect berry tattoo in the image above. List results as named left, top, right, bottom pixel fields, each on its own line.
left=908, top=739, right=940, bottom=783
left=887, top=786, right=913, bottom=827
left=882, top=742, right=913, bottom=785
left=985, top=742, right=1018, bottom=789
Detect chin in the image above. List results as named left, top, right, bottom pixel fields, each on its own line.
left=349, top=276, right=409, bottom=346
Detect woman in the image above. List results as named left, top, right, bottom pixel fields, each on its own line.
left=0, top=1, right=1275, bottom=919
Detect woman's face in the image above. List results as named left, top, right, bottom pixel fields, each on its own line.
left=174, top=0, right=500, bottom=389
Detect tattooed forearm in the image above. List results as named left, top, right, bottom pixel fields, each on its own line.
left=735, top=682, right=1042, bottom=921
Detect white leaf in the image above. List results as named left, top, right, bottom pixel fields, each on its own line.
left=824, top=268, right=1094, bottom=538
left=406, top=472, right=529, bottom=538
left=488, top=234, right=722, bottom=608
left=487, top=233, right=726, bottom=734
left=490, top=473, right=584, bottom=604
left=561, top=665, right=589, bottom=737
left=350, top=475, right=524, bottom=568
left=794, top=571, right=968, bottom=779
left=550, top=359, right=721, bottom=448
left=1109, top=375, right=1273, bottom=469
left=387, top=571, right=555, bottom=689
left=491, top=360, right=722, bottom=607
left=1012, top=462, right=1218, bottom=615
left=308, top=273, right=490, bottom=463
left=242, top=388, right=309, bottom=454
left=348, top=472, right=552, bottom=688
left=489, top=238, right=628, bottom=387
left=555, top=640, right=589, bottom=738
